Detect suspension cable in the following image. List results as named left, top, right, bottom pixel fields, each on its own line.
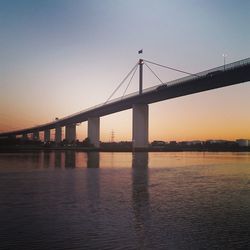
left=121, top=64, right=138, bottom=98
left=104, top=62, right=138, bottom=104
left=144, top=62, right=164, bottom=84
left=143, top=59, right=200, bottom=77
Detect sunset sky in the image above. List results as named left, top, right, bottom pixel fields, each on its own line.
left=0, top=0, right=250, bottom=142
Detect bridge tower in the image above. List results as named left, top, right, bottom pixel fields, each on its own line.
left=132, top=58, right=149, bottom=150
left=139, top=59, right=143, bottom=95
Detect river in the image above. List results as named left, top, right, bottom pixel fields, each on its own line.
left=0, top=151, right=250, bottom=249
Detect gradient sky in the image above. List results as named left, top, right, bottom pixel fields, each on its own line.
left=0, top=0, right=250, bottom=141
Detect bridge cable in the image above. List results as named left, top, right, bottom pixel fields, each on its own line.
left=144, top=62, right=164, bottom=84
left=104, top=62, right=139, bottom=104
left=121, top=64, right=139, bottom=98
left=143, top=59, right=200, bottom=77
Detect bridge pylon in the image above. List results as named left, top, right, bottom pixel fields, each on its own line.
left=139, top=59, right=143, bottom=95
left=88, top=117, right=100, bottom=148
left=132, top=103, right=148, bottom=150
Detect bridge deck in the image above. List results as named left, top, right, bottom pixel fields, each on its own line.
left=1, top=57, right=250, bottom=136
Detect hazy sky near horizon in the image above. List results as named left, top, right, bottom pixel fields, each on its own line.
left=0, top=0, right=250, bottom=141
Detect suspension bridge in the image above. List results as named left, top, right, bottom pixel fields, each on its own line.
left=1, top=57, right=250, bottom=149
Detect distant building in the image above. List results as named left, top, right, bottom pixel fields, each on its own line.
left=236, top=139, right=249, bottom=147
left=206, top=140, right=228, bottom=144
left=179, top=141, right=188, bottom=146
left=186, top=140, right=202, bottom=146
left=169, top=141, right=177, bottom=145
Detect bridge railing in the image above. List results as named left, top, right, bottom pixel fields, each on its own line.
left=143, top=57, right=250, bottom=92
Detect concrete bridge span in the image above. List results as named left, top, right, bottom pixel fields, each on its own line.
left=1, top=57, right=250, bottom=149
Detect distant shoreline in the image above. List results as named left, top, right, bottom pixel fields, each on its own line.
left=0, top=145, right=249, bottom=153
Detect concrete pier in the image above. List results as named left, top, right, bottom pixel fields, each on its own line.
left=32, top=131, right=40, bottom=141
left=22, top=134, right=28, bottom=140
left=132, top=104, right=148, bottom=149
left=55, top=126, right=62, bottom=144
left=44, top=129, right=50, bottom=142
left=88, top=117, right=100, bottom=148
left=65, top=124, right=76, bottom=143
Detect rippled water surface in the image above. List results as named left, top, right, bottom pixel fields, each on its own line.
left=0, top=151, right=250, bottom=249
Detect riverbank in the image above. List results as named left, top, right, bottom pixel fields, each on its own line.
left=0, top=145, right=250, bottom=153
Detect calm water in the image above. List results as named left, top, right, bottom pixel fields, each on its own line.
left=0, top=151, right=250, bottom=250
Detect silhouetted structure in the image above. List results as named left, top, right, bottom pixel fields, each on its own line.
left=0, top=57, right=250, bottom=150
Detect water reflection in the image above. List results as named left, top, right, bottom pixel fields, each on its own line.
left=41, top=151, right=100, bottom=168
left=54, top=151, right=61, bottom=168
left=65, top=151, right=75, bottom=168
left=132, top=152, right=150, bottom=249
left=132, top=152, right=149, bottom=168
left=1, top=151, right=250, bottom=249
left=85, top=153, right=101, bottom=246
left=43, top=152, right=50, bottom=168
left=87, top=152, right=100, bottom=168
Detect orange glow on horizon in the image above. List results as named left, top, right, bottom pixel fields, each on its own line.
left=1, top=83, right=250, bottom=142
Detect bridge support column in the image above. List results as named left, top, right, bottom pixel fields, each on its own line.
left=22, top=134, right=28, bottom=140
left=88, top=117, right=100, bottom=148
left=32, top=131, right=40, bottom=141
left=44, top=129, right=50, bottom=142
left=55, top=126, right=62, bottom=144
left=132, top=104, right=148, bottom=150
left=65, top=124, right=76, bottom=143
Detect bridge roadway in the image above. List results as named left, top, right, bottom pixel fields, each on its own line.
left=1, top=57, right=250, bottom=148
